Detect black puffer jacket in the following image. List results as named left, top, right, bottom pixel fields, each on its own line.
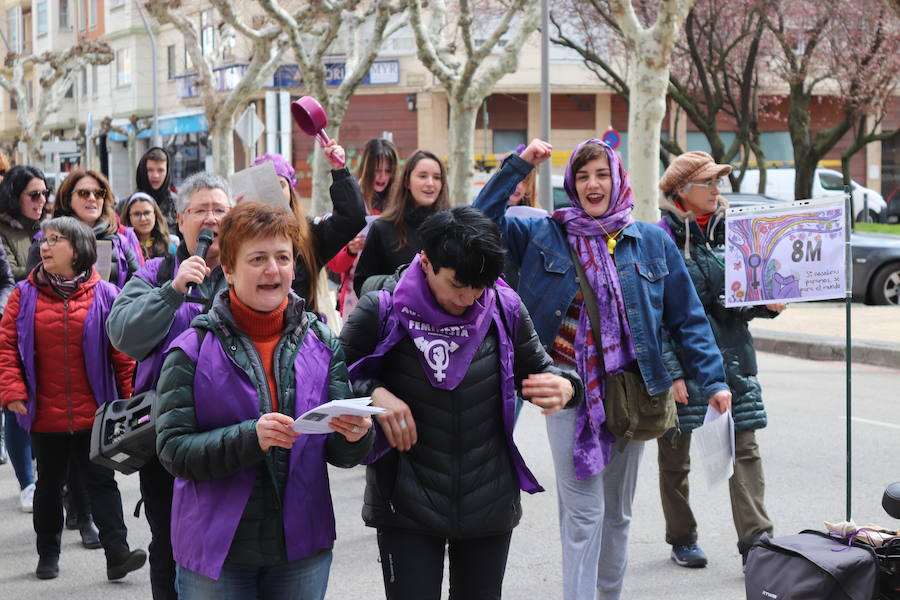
left=340, top=270, right=583, bottom=538
left=352, top=206, right=436, bottom=298
left=658, top=200, right=778, bottom=433
left=293, top=168, right=366, bottom=304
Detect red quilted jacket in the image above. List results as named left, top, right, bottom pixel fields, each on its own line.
left=0, top=269, right=134, bottom=433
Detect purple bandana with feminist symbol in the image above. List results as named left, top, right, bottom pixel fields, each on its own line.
left=390, top=254, right=497, bottom=389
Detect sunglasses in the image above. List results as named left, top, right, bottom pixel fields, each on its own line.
left=26, top=190, right=50, bottom=200
left=74, top=188, right=107, bottom=200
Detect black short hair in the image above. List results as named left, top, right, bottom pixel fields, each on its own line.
left=42, top=216, right=97, bottom=274
left=418, top=206, right=505, bottom=288
left=0, top=165, right=47, bottom=220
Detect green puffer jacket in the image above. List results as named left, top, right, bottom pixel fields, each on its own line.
left=0, top=213, right=42, bottom=281
left=156, top=290, right=372, bottom=567
left=658, top=201, right=779, bottom=433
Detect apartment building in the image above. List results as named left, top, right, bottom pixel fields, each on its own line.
left=1, top=0, right=897, bottom=203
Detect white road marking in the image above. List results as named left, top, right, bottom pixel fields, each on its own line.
left=841, top=416, right=900, bottom=430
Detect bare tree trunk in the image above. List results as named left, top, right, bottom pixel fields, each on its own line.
left=627, top=57, right=669, bottom=222
left=210, top=118, right=236, bottom=179
left=447, top=100, right=479, bottom=206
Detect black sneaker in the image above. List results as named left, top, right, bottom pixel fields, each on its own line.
left=671, top=542, right=709, bottom=568
left=107, top=549, right=147, bottom=581
left=35, top=555, right=59, bottom=580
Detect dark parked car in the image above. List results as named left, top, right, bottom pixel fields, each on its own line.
left=885, top=188, right=900, bottom=224
left=724, top=193, right=900, bottom=305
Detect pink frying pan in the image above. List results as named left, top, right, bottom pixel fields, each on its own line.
left=291, top=96, right=345, bottom=167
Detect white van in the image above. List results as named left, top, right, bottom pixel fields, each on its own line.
left=737, top=168, right=886, bottom=222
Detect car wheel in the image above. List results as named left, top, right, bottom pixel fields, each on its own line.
left=870, top=262, right=900, bottom=305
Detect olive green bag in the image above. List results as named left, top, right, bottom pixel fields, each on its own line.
left=569, top=249, right=676, bottom=447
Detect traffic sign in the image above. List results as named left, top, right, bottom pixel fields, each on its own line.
left=602, top=128, right=621, bottom=150
left=235, top=104, right=265, bottom=148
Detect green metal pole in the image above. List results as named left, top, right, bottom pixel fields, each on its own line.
left=845, top=185, right=853, bottom=521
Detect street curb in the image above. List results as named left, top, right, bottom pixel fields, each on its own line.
left=751, top=330, right=900, bottom=370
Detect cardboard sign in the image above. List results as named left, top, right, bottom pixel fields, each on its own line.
left=724, top=199, right=846, bottom=307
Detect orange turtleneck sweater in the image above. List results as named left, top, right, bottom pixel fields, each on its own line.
left=229, top=289, right=287, bottom=411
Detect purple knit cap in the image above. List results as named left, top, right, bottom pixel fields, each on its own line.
left=253, top=153, right=296, bottom=188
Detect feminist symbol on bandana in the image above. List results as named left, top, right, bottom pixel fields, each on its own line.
left=414, top=337, right=460, bottom=382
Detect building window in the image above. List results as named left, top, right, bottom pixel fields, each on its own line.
left=59, top=0, right=68, bottom=29
left=200, top=10, right=214, bottom=57
left=65, top=80, right=74, bottom=98
left=81, top=67, right=87, bottom=98
left=89, top=0, right=97, bottom=28
left=92, top=64, right=98, bottom=96
left=7, top=7, right=20, bottom=53
left=25, top=81, right=33, bottom=109
left=116, top=48, right=132, bottom=87
left=10, top=93, right=16, bottom=110
left=167, top=44, right=176, bottom=79
left=36, top=2, right=48, bottom=36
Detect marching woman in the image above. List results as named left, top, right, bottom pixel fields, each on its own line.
left=474, top=139, right=730, bottom=600
left=0, top=165, right=47, bottom=512
left=0, top=216, right=145, bottom=581
left=327, top=138, right=399, bottom=318
left=352, top=149, right=449, bottom=297
left=341, top=206, right=583, bottom=600
left=155, top=202, right=373, bottom=598
left=656, top=151, right=780, bottom=569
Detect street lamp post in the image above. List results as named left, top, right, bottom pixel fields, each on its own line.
left=539, top=0, right=552, bottom=211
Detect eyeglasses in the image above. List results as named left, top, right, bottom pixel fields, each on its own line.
left=26, top=190, right=50, bottom=200
left=130, top=210, right=154, bottom=220
left=74, top=188, right=107, bottom=200
left=686, top=177, right=726, bottom=190
left=185, top=207, right=228, bottom=220
left=38, top=234, right=67, bottom=247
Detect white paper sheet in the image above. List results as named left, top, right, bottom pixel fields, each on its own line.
left=505, top=205, right=548, bottom=219
left=692, top=406, right=735, bottom=489
left=95, top=239, right=113, bottom=282
left=292, top=397, right=385, bottom=435
left=229, top=161, right=290, bottom=210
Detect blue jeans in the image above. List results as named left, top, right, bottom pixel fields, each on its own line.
left=176, top=550, right=333, bottom=600
left=3, top=408, right=34, bottom=490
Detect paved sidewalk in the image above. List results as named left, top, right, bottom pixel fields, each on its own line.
left=750, top=301, right=900, bottom=368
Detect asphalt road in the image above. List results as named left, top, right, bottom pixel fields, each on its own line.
left=0, top=351, right=897, bottom=599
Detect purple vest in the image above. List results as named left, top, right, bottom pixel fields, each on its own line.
left=132, top=255, right=204, bottom=395
left=14, top=276, right=120, bottom=431
left=166, top=323, right=338, bottom=580
left=349, top=283, right=543, bottom=494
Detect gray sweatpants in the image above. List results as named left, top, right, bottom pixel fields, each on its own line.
left=546, top=407, right=644, bottom=600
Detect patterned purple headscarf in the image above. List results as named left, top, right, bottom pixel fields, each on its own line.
left=551, top=138, right=637, bottom=479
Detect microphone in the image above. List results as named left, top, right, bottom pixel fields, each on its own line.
left=186, top=228, right=215, bottom=295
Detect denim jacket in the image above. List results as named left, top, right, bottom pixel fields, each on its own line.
left=473, top=154, right=727, bottom=399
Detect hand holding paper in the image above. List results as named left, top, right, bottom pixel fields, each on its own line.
left=292, top=397, right=385, bottom=435
left=692, top=405, right=735, bottom=489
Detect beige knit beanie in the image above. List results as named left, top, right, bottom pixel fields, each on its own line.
left=659, top=151, right=732, bottom=194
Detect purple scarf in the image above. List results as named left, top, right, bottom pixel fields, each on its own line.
left=551, top=138, right=638, bottom=479
left=392, top=255, right=497, bottom=390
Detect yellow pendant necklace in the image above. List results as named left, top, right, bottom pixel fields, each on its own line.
left=588, top=214, right=623, bottom=254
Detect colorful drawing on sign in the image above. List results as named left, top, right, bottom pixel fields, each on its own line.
left=724, top=200, right=845, bottom=307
